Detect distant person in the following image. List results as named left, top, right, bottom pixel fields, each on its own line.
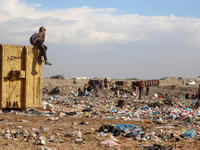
left=97, top=79, right=101, bottom=90
left=100, top=81, right=103, bottom=90
left=146, top=86, right=149, bottom=96
left=131, top=90, right=136, bottom=97
left=78, top=88, right=83, bottom=96
left=139, top=81, right=144, bottom=99
left=132, top=85, right=137, bottom=92
left=34, top=26, right=52, bottom=65
left=87, top=85, right=92, bottom=92
left=94, top=82, right=98, bottom=92
left=132, top=85, right=137, bottom=96
left=113, top=86, right=119, bottom=98
left=104, top=77, right=108, bottom=88
left=123, top=89, right=127, bottom=98
left=196, top=84, right=200, bottom=108
left=74, top=79, right=77, bottom=85
left=112, top=83, right=116, bottom=90
left=92, top=81, right=95, bottom=88
left=185, top=93, right=189, bottom=99
left=191, top=92, right=197, bottom=99
left=107, top=81, right=110, bottom=90
left=84, top=84, right=87, bottom=94
left=198, top=84, right=200, bottom=102
left=196, top=91, right=199, bottom=98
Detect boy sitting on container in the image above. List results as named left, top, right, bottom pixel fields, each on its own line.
left=34, top=26, right=52, bottom=65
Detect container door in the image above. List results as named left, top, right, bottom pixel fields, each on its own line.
left=1, top=45, right=26, bottom=109
left=0, top=44, right=43, bottom=109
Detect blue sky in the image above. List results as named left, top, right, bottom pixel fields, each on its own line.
left=1, top=0, right=200, bottom=79
left=27, top=0, right=200, bottom=18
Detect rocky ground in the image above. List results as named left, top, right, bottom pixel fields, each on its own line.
left=0, top=85, right=200, bottom=150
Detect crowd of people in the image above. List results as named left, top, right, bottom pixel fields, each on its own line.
left=75, top=79, right=151, bottom=100
left=70, top=79, right=200, bottom=108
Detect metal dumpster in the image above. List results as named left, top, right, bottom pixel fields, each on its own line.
left=0, top=44, right=43, bottom=110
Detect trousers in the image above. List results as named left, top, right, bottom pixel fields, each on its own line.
left=35, top=40, right=48, bottom=61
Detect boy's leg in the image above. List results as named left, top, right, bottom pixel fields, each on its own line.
left=43, top=44, right=52, bottom=65
left=36, top=41, right=52, bottom=65
left=43, top=44, right=48, bottom=61
left=36, top=40, right=46, bottom=60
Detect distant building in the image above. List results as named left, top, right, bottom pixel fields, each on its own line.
left=73, top=77, right=89, bottom=80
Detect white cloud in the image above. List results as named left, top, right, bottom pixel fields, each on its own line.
left=0, top=0, right=200, bottom=53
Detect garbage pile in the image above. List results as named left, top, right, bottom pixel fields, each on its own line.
left=0, top=84, right=200, bottom=150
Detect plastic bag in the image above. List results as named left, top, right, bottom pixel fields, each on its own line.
left=115, top=124, right=141, bottom=133
left=106, top=135, right=118, bottom=142
left=99, top=140, right=118, bottom=147
left=181, top=129, right=196, bottom=138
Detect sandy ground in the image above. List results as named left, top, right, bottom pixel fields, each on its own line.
left=0, top=114, right=199, bottom=150
left=0, top=85, right=200, bottom=150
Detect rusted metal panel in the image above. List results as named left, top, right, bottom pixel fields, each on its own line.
left=115, top=81, right=128, bottom=86
left=132, top=80, right=159, bottom=87
left=132, top=81, right=140, bottom=87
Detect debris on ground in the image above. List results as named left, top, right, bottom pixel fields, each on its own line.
left=0, top=84, right=200, bottom=150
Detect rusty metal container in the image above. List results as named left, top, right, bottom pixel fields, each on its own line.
left=115, top=81, right=128, bottom=86
left=143, top=80, right=159, bottom=86
left=132, top=81, right=140, bottom=87
left=132, top=80, right=159, bottom=87
left=0, top=44, right=43, bottom=110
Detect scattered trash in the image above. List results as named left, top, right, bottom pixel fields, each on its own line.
left=115, top=124, right=141, bottom=133
left=181, top=129, right=196, bottom=138
left=74, top=139, right=83, bottom=143
left=99, top=140, right=119, bottom=147
left=1, top=84, right=200, bottom=149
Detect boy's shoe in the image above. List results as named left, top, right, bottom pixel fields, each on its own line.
left=44, top=61, right=52, bottom=66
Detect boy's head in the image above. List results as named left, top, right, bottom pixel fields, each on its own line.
left=39, top=26, right=46, bottom=32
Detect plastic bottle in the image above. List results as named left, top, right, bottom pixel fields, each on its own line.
left=75, top=139, right=83, bottom=143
